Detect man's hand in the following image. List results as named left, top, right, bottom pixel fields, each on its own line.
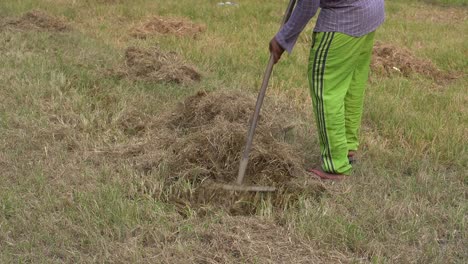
left=269, top=37, right=285, bottom=64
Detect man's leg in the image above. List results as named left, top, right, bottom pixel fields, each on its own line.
left=308, top=32, right=370, bottom=175
left=345, top=32, right=376, bottom=152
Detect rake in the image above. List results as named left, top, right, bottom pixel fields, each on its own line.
left=219, top=0, right=297, bottom=192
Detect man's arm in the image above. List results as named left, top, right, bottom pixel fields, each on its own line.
left=270, top=0, right=319, bottom=63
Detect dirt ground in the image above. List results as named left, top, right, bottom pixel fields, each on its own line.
left=130, top=16, right=205, bottom=39
left=114, top=46, right=201, bottom=84
left=0, top=10, right=70, bottom=32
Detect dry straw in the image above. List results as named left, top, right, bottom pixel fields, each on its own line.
left=371, top=41, right=456, bottom=82
left=122, top=91, right=325, bottom=214
left=131, top=16, right=206, bottom=39
left=1, top=10, right=70, bottom=32
left=159, top=216, right=328, bottom=263
left=116, top=46, right=201, bottom=85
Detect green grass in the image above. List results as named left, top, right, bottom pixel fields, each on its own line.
left=423, top=0, right=468, bottom=6
left=0, top=0, right=467, bottom=263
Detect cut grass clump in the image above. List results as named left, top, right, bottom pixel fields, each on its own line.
left=1, top=10, right=70, bottom=32
left=130, top=16, right=206, bottom=39
left=114, top=91, right=325, bottom=214
left=164, top=91, right=304, bottom=185
left=371, top=41, right=456, bottom=82
left=115, top=46, right=201, bottom=85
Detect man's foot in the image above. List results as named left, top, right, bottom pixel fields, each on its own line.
left=348, top=151, right=357, bottom=164
left=307, top=168, right=346, bottom=181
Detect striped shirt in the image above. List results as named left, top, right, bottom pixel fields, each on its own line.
left=276, top=0, right=385, bottom=53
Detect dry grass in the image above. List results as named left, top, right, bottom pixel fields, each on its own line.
left=1, top=9, right=70, bottom=32
left=0, top=0, right=466, bottom=263
left=114, top=46, right=201, bottom=84
left=371, top=41, right=458, bottom=82
left=157, top=215, right=346, bottom=263
left=92, top=90, right=325, bottom=215
left=130, top=16, right=205, bottom=39
left=400, top=5, right=468, bottom=23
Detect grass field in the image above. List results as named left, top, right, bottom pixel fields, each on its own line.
left=0, top=0, right=467, bottom=263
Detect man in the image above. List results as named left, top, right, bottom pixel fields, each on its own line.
left=270, top=0, right=385, bottom=180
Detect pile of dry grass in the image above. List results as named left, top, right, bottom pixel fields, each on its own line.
left=371, top=41, right=454, bottom=81
left=120, top=91, right=324, bottom=214
left=115, top=46, right=201, bottom=85
left=164, top=91, right=302, bottom=185
left=130, top=16, right=205, bottom=39
left=1, top=10, right=70, bottom=32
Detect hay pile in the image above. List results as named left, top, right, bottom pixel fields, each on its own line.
left=164, top=91, right=303, bottom=185
left=1, top=10, right=70, bottom=32
left=116, top=46, right=201, bottom=84
left=131, top=16, right=205, bottom=39
left=371, top=41, right=453, bottom=81
left=123, top=91, right=324, bottom=213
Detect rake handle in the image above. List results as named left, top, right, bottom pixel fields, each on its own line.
left=236, top=0, right=297, bottom=185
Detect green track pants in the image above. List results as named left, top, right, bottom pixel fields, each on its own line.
left=308, top=31, right=375, bottom=175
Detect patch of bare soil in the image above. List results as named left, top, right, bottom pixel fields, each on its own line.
left=109, top=91, right=324, bottom=214
left=159, top=216, right=334, bottom=263
left=130, top=16, right=205, bottom=39
left=1, top=10, right=70, bottom=32
left=115, top=46, right=201, bottom=85
left=371, top=41, right=456, bottom=82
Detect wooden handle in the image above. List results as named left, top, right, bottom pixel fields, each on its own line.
left=235, top=0, right=297, bottom=185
